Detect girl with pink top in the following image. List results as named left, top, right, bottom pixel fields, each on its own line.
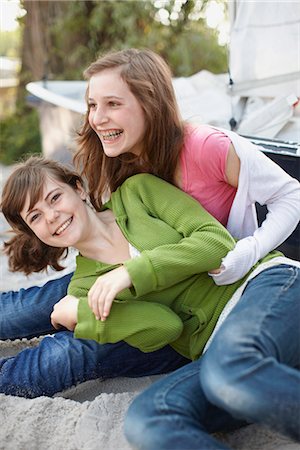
left=0, top=49, right=299, bottom=399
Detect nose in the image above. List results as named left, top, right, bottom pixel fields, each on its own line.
left=91, top=106, right=108, bottom=127
left=45, top=208, right=59, bottom=223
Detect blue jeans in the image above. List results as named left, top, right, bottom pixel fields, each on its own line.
left=125, top=265, right=300, bottom=449
left=0, top=274, right=189, bottom=397
left=0, top=273, right=73, bottom=340
left=0, top=334, right=189, bottom=398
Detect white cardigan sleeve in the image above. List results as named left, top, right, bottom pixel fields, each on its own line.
left=211, top=131, right=300, bottom=285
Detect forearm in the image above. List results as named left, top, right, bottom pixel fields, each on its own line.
left=115, top=174, right=235, bottom=296
left=75, top=298, right=183, bottom=352
left=213, top=135, right=300, bottom=284
left=124, top=228, right=234, bottom=297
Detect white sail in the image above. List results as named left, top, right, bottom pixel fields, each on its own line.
left=228, top=1, right=300, bottom=97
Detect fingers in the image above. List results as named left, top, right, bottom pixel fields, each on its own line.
left=87, top=267, right=132, bottom=321
left=88, top=285, right=114, bottom=321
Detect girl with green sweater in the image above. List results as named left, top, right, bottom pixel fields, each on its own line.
left=2, top=156, right=296, bottom=363
left=2, top=157, right=299, bottom=447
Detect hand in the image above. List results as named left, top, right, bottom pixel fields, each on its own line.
left=209, top=267, right=222, bottom=274
left=88, top=266, right=132, bottom=321
left=51, top=295, right=79, bottom=331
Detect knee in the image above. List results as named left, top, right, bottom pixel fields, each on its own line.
left=201, top=357, right=239, bottom=415
left=200, top=324, right=251, bottom=409
left=200, top=322, right=259, bottom=413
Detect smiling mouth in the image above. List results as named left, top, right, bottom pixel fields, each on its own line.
left=54, top=217, right=73, bottom=236
left=100, top=130, right=123, bottom=141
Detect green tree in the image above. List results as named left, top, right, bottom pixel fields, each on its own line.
left=41, top=0, right=227, bottom=79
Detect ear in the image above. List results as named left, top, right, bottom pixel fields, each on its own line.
left=75, top=180, right=87, bottom=201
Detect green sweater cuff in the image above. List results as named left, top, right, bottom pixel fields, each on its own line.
left=74, top=297, right=184, bottom=354
left=74, top=298, right=98, bottom=340
left=124, top=254, right=157, bottom=297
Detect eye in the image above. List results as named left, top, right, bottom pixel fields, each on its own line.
left=29, top=213, right=40, bottom=223
left=88, top=102, right=96, bottom=110
left=108, top=101, right=119, bottom=107
left=51, top=193, right=61, bottom=203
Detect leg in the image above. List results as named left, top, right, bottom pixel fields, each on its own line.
left=201, top=265, right=300, bottom=441
left=0, top=272, right=73, bottom=340
left=125, top=360, right=246, bottom=450
left=0, top=332, right=189, bottom=398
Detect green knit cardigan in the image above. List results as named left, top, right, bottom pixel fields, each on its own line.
left=70, top=174, right=278, bottom=360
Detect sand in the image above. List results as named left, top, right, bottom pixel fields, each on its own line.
left=1, top=164, right=299, bottom=450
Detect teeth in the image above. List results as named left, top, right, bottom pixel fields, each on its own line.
left=101, top=130, right=122, bottom=140
left=55, top=218, right=72, bottom=235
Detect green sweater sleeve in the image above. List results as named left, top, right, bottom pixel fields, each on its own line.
left=74, top=298, right=184, bottom=353
left=121, top=175, right=236, bottom=297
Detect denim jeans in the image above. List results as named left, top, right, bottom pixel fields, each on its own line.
left=125, top=265, right=300, bottom=449
left=0, top=333, right=189, bottom=398
left=0, top=274, right=189, bottom=397
left=0, top=273, right=73, bottom=340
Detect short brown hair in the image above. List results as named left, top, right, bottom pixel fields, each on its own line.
left=74, top=48, right=184, bottom=210
left=1, top=156, right=83, bottom=275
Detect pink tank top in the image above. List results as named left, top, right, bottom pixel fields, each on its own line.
left=180, top=125, right=236, bottom=226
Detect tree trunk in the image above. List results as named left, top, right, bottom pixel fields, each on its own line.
left=17, top=0, right=67, bottom=102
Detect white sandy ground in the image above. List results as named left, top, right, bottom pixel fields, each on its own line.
left=1, top=164, right=299, bottom=450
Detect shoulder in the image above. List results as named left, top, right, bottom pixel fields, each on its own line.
left=184, top=124, right=229, bottom=143
left=121, top=173, right=168, bottom=190
left=183, top=124, right=231, bottom=157
left=182, top=125, right=231, bottom=178
left=118, top=174, right=184, bottom=206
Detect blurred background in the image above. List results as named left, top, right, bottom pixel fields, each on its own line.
left=0, top=0, right=299, bottom=260
left=0, top=0, right=229, bottom=165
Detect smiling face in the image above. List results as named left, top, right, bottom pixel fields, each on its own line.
left=88, top=68, right=146, bottom=157
left=20, top=175, right=89, bottom=248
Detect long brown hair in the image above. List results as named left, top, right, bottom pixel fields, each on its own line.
left=74, top=48, right=184, bottom=210
left=1, top=156, right=83, bottom=275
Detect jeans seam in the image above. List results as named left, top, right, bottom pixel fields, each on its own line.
left=152, top=365, right=214, bottom=443
left=279, top=266, right=298, bottom=294
left=246, top=266, right=299, bottom=323
left=154, top=366, right=200, bottom=412
left=258, top=266, right=299, bottom=362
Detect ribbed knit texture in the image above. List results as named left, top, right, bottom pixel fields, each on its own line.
left=70, top=174, right=279, bottom=360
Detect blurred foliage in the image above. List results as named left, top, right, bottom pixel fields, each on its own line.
left=0, top=104, right=41, bottom=164
left=1, top=0, right=227, bottom=164
left=25, top=0, right=227, bottom=80
left=0, top=29, right=21, bottom=58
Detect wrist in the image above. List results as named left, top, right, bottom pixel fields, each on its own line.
left=120, top=265, right=132, bottom=288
